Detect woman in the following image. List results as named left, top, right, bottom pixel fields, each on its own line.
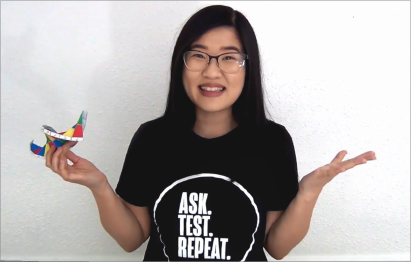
left=45, top=5, right=376, bottom=261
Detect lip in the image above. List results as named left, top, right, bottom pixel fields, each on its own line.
left=198, top=84, right=226, bottom=97
left=199, top=82, right=224, bottom=88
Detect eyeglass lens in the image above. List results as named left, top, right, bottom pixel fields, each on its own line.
left=184, top=51, right=245, bottom=73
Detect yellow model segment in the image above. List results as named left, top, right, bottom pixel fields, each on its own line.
left=63, top=128, right=75, bottom=137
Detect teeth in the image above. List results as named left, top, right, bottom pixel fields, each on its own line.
left=200, top=86, right=224, bottom=92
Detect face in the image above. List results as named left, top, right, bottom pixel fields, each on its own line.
left=182, top=26, right=246, bottom=115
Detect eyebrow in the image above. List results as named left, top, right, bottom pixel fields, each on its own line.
left=190, top=44, right=241, bottom=53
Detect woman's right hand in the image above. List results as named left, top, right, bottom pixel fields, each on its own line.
left=45, top=141, right=108, bottom=192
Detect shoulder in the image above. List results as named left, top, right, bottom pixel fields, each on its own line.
left=258, top=119, right=293, bottom=144
left=128, top=116, right=171, bottom=149
left=137, top=115, right=168, bottom=132
left=261, top=119, right=289, bottom=134
left=249, top=120, right=296, bottom=159
left=132, top=115, right=173, bottom=138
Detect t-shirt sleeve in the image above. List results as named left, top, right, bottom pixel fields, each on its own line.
left=264, top=125, right=300, bottom=211
left=115, top=123, right=151, bottom=207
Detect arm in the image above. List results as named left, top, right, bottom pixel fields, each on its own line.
left=262, top=122, right=376, bottom=260
left=97, top=122, right=155, bottom=252
left=264, top=189, right=319, bottom=260
left=264, top=149, right=376, bottom=260
left=91, top=178, right=150, bottom=252
left=262, top=124, right=308, bottom=260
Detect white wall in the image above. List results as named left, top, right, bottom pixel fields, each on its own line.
left=1, top=1, right=409, bottom=261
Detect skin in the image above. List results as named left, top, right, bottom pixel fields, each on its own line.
left=264, top=150, right=376, bottom=259
left=183, top=26, right=245, bottom=139
left=182, top=26, right=377, bottom=259
left=44, top=26, right=377, bottom=258
left=46, top=142, right=150, bottom=252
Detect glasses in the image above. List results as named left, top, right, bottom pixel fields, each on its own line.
left=183, top=50, right=248, bottom=74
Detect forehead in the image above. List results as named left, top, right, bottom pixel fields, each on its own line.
left=191, top=26, right=243, bottom=53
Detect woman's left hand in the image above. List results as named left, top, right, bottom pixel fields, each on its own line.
left=299, top=150, right=377, bottom=199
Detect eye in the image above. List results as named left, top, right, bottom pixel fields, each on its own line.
left=222, top=56, right=235, bottom=60
left=193, top=53, right=205, bottom=59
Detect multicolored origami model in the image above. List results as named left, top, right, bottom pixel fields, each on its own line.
left=30, top=110, right=88, bottom=157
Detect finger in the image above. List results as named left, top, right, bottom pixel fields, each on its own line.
left=345, top=151, right=376, bottom=162
left=338, top=153, right=375, bottom=172
left=61, top=141, right=77, bottom=152
left=331, top=150, right=347, bottom=164
left=58, top=154, right=69, bottom=180
left=45, top=145, right=57, bottom=168
left=351, top=151, right=377, bottom=165
left=58, top=154, right=73, bottom=181
left=51, top=146, right=63, bottom=173
left=359, top=151, right=377, bottom=161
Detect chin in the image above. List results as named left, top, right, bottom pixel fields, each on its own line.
left=196, top=103, right=232, bottom=114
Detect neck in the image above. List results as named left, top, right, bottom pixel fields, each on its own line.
left=193, top=108, right=237, bottom=139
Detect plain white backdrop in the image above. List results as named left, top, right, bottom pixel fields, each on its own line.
left=1, top=1, right=410, bottom=261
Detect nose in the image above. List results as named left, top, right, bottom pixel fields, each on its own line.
left=202, top=57, right=222, bottom=78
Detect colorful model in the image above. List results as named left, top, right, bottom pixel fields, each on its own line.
left=30, top=110, right=87, bottom=157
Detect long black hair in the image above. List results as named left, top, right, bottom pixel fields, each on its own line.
left=162, top=5, right=271, bottom=129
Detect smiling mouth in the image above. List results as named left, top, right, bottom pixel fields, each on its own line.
left=198, top=86, right=226, bottom=92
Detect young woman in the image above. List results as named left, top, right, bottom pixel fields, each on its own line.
left=45, top=5, right=376, bottom=261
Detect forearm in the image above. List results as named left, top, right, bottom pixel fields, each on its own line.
left=265, top=191, right=320, bottom=259
left=91, top=180, right=146, bottom=252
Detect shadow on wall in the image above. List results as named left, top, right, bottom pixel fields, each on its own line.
left=83, top=1, right=200, bottom=257
left=84, top=1, right=201, bottom=175
left=1, top=27, right=70, bottom=123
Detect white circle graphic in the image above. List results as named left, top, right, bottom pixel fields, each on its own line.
left=153, top=173, right=260, bottom=261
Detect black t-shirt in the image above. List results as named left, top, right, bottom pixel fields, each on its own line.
left=115, top=116, right=299, bottom=261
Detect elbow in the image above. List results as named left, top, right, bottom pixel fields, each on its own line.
left=117, top=232, right=149, bottom=253
left=267, top=249, right=287, bottom=260
left=122, top=245, right=138, bottom=253
left=272, top=253, right=286, bottom=260
left=118, top=240, right=141, bottom=253
left=115, top=232, right=149, bottom=253
left=265, top=245, right=290, bottom=261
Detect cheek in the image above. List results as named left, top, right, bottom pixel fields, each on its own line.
left=184, top=68, right=196, bottom=82
left=229, top=72, right=246, bottom=96
left=182, top=69, right=192, bottom=93
left=182, top=69, right=198, bottom=99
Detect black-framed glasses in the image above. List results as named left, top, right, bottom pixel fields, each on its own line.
left=183, top=50, right=248, bottom=74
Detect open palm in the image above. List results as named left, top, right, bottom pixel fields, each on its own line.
left=299, top=150, right=377, bottom=197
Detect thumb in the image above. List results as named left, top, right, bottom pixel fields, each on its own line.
left=60, top=141, right=78, bottom=155
left=64, top=141, right=78, bottom=149
left=62, top=141, right=78, bottom=150
left=330, top=150, right=347, bottom=164
left=68, top=141, right=78, bottom=148
left=66, top=150, right=81, bottom=164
